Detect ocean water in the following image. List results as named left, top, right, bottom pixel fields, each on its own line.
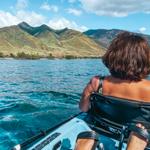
left=0, top=59, right=109, bottom=149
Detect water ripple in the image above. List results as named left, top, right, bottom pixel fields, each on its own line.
left=0, top=59, right=109, bottom=149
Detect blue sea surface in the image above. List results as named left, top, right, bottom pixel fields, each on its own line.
left=0, top=59, right=109, bottom=149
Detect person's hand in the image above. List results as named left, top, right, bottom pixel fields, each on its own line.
left=127, top=124, right=148, bottom=150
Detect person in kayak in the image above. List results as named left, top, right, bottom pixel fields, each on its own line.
left=80, top=32, right=150, bottom=112
left=79, top=32, right=150, bottom=149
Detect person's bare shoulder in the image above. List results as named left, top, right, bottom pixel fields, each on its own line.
left=90, top=76, right=100, bottom=92
left=139, top=79, right=150, bottom=102
left=142, top=79, right=150, bottom=90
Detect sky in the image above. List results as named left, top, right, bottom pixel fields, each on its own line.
left=0, top=0, right=150, bottom=34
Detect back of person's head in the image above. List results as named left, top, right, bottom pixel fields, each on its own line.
left=102, top=32, right=150, bottom=81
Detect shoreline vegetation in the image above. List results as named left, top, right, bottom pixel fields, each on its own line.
left=0, top=52, right=102, bottom=60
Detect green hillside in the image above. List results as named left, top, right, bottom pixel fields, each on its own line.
left=0, top=22, right=104, bottom=59
left=0, top=25, right=51, bottom=58
left=0, top=22, right=105, bottom=58
left=1, top=22, right=150, bottom=59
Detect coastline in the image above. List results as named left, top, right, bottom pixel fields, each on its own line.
left=0, top=56, right=102, bottom=60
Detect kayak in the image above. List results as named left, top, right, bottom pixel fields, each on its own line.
left=13, top=113, right=127, bottom=150
left=13, top=93, right=150, bottom=150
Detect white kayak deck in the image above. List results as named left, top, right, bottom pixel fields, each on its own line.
left=14, top=113, right=127, bottom=150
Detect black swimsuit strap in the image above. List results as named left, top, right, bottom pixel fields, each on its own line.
left=97, top=76, right=105, bottom=93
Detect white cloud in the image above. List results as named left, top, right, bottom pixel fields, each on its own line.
left=16, top=0, right=28, bottom=9
left=16, top=11, right=46, bottom=26
left=40, top=2, right=58, bottom=12
left=79, top=0, right=150, bottom=17
left=139, top=27, right=146, bottom=33
left=67, top=8, right=82, bottom=16
left=0, top=11, right=20, bottom=27
left=0, top=10, right=87, bottom=32
left=0, top=10, right=46, bottom=27
left=48, top=17, right=88, bottom=31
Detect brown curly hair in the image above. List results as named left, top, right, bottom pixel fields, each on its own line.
left=102, top=32, right=150, bottom=81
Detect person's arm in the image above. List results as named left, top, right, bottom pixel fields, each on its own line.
left=79, top=76, right=99, bottom=112
left=127, top=124, right=148, bottom=150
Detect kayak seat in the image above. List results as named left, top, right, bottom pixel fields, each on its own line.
left=87, top=92, right=150, bottom=148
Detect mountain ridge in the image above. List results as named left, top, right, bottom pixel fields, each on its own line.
left=84, top=29, right=150, bottom=48
left=0, top=22, right=105, bottom=59
left=0, top=22, right=149, bottom=59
